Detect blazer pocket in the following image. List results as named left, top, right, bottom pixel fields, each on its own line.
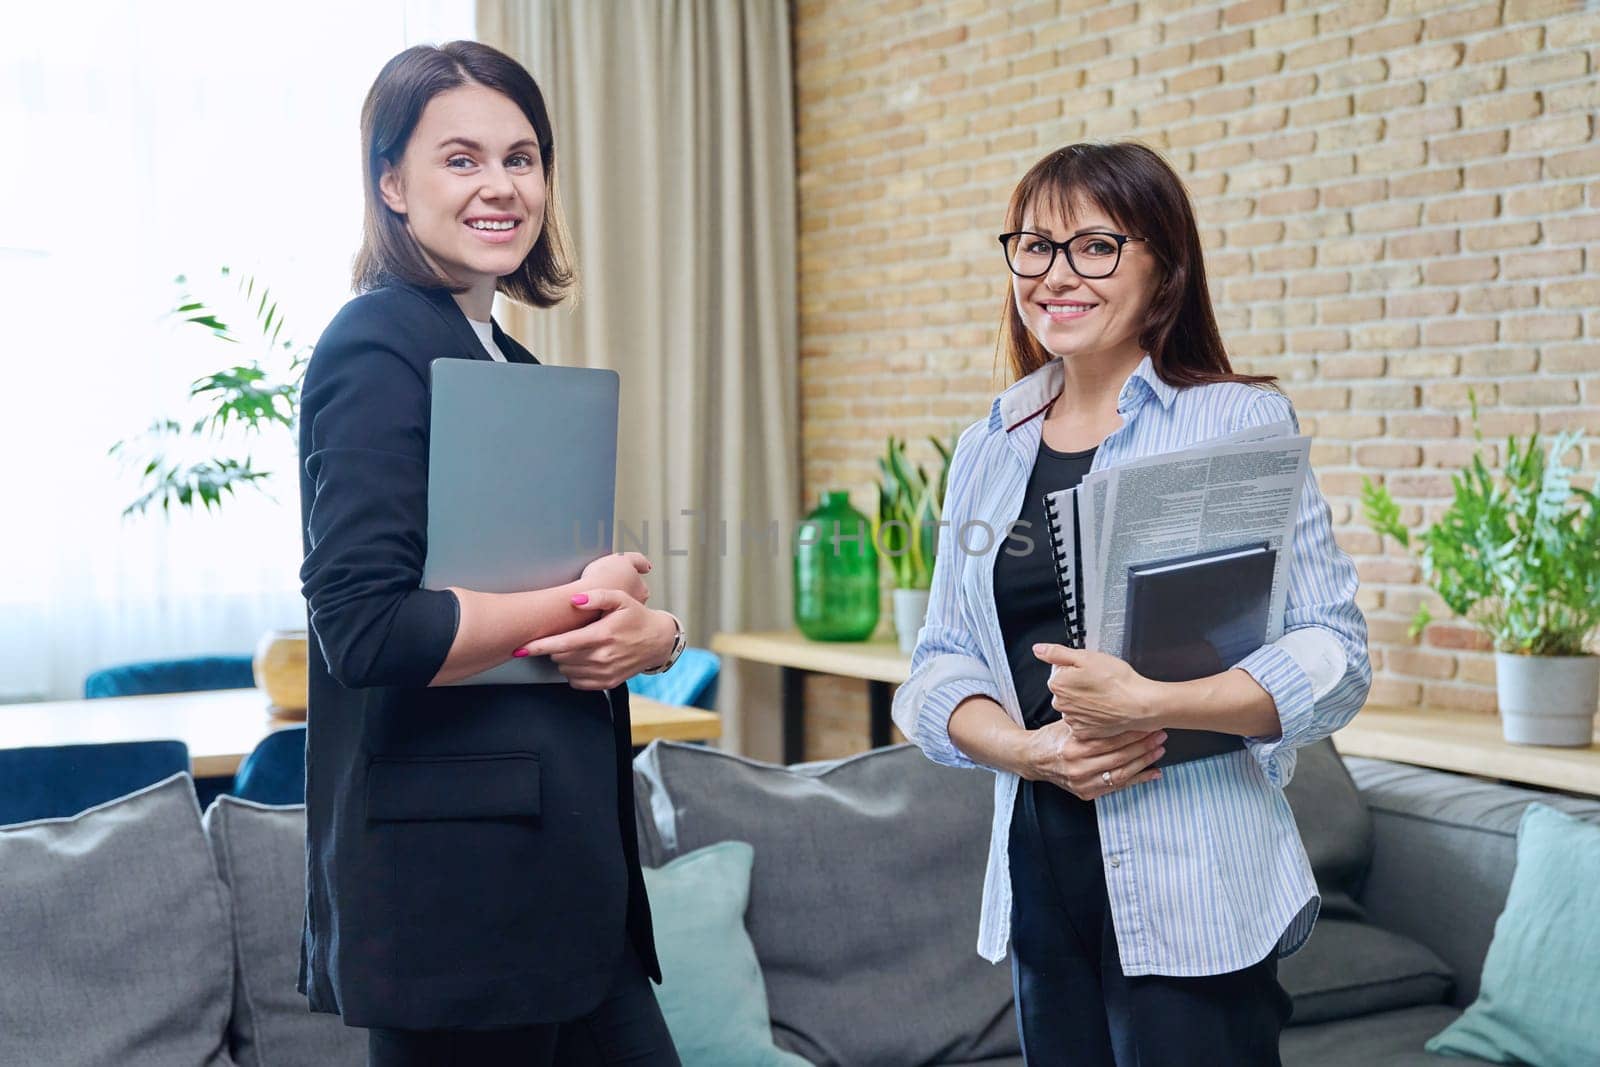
left=366, top=752, right=540, bottom=822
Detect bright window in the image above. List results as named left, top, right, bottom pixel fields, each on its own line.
left=0, top=0, right=475, bottom=699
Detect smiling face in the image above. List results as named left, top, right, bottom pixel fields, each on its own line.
left=1010, top=193, right=1158, bottom=365
left=378, top=82, right=546, bottom=311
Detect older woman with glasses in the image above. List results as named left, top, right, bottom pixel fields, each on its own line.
left=892, top=142, right=1370, bottom=1066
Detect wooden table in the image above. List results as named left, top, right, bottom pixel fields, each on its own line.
left=1, top=688, right=721, bottom=777
left=1334, top=705, right=1599, bottom=797
left=711, top=630, right=910, bottom=762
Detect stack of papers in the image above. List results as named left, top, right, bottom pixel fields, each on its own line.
left=1048, top=420, right=1310, bottom=657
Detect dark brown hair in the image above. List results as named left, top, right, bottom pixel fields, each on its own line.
left=352, top=41, right=573, bottom=307
left=997, top=142, right=1274, bottom=390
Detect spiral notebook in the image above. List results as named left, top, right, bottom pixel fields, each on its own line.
left=1041, top=487, right=1087, bottom=650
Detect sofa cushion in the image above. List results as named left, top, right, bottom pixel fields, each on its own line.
left=642, top=841, right=808, bottom=1065
left=1278, top=919, right=1453, bottom=1026
left=634, top=742, right=1016, bottom=1067
left=1283, top=738, right=1373, bottom=921
left=1425, top=804, right=1600, bottom=1066
left=202, top=797, right=364, bottom=1067
left=0, top=773, right=236, bottom=1067
left=1344, top=756, right=1600, bottom=1006
left=1281, top=1005, right=1473, bottom=1066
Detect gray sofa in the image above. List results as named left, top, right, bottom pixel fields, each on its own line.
left=631, top=739, right=1600, bottom=1066
left=2, top=740, right=1596, bottom=1066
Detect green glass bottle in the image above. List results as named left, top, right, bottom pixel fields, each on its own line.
left=793, top=490, right=880, bottom=641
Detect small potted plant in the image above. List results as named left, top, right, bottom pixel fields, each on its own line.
left=110, top=267, right=311, bottom=713
left=1362, top=401, right=1600, bottom=746
left=874, top=433, right=955, bottom=654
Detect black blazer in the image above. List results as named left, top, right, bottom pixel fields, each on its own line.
left=295, top=280, right=659, bottom=1030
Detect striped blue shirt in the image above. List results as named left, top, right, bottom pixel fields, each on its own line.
left=891, top=354, right=1372, bottom=975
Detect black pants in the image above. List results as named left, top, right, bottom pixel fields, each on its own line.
left=1008, top=778, right=1294, bottom=1067
left=366, top=946, right=680, bottom=1067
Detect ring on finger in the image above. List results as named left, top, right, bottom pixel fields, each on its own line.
left=1101, top=769, right=1113, bottom=787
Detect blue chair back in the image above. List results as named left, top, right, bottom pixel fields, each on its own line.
left=232, top=726, right=307, bottom=806
left=0, top=741, right=190, bottom=826
left=626, top=647, right=720, bottom=710
left=84, top=655, right=255, bottom=699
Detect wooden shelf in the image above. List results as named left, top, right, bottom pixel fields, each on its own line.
left=707, top=631, right=1599, bottom=796
left=1334, top=705, right=1600, bottom=797
left=626, top=697, right=721, bottom=744
left=711, top=630, right=911, bottom=685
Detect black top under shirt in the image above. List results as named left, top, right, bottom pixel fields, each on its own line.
left=993, top=440, right=1098, bottom=730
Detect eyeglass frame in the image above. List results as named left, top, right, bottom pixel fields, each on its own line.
left=996, top=230, right=1146, bottom=279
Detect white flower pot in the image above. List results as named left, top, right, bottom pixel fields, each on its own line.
left=1495, top=652, right=1600, bottom=747
left=893, top=588, right=931, bottom=655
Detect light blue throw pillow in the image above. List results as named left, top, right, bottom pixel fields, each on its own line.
left=644, top=841, right=809, bottom=1066
left=1426, top=803, right=1600, bottom=1065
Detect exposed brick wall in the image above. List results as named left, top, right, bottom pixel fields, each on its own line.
left=793, top=0, right=1600, bottom=760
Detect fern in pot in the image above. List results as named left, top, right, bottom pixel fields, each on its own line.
left=1362, top=406, right=1600, bottom=746
left=874, top=434, right=955, bottom=654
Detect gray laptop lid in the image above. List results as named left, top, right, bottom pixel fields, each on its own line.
left=422, top=358, right=620, bottom=685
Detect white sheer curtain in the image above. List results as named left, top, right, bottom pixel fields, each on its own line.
left=0, top=0, right=474, bottom=701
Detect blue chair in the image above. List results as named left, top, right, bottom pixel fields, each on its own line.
left=83, top=655, right=255, bottom=699
left=0, top=741, right=190, bottom=826
left=231, top=726, right=307, bottom=806
left=626, top=647, right=720, bottom=710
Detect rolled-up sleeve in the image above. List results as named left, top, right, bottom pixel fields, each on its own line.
left=298, top=317, right=459, bottom=690
left=891, top=425, right=1003, bottom=770
left=1231, top=389, right=1373, bottom=788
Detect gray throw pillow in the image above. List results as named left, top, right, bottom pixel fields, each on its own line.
left=1279, top=918, right=1454, bottom=1026
left=634, top=742, right=1017, bottom=1067
left=202, top=797, right=364, bottom=1067
left=1283, top=738, right=1374, bottom=920
left=0, top=773, right=236, bottom=1067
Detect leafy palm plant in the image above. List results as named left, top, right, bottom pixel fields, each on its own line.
left=111, top=268, right=309, bottom=516
left=1362, top=398, right=1600, bottom=656
left=874, top=433, right=956, bottom=591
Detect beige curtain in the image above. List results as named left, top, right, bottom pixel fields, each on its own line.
left=479, top=0, right=799, bottom=754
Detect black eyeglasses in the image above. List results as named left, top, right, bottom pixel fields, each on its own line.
left=997, top=230, right=1145, bottom=279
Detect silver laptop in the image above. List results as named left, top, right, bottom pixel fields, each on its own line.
left=422, top=358, right=620, bottom=685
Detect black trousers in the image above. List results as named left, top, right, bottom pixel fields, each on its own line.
left=366, top=946, right=680, bottom=1067
left=1008, top=778, right=1294, bottom=1067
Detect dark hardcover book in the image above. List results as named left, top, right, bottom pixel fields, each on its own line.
left=1122, top=544, right=1277, bottom=769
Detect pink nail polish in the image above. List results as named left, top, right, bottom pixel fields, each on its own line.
left=571, top=594, right=589, bottom=606
left=512, top=649, right=529, bottom=658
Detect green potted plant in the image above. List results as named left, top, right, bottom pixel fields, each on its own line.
left=873, top=433, right=956, bottom=654
left=1362, top=400, right=1600, bottom=747
left=110, top=267, right=311, bottom=713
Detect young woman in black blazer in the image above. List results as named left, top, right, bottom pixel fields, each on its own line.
left=296, top=42, right=683, bottom=1066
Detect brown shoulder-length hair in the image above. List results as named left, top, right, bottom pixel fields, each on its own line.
left=352, top=41, right=573, bottom=307
left=998, top=142, right=1274, bottom=391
